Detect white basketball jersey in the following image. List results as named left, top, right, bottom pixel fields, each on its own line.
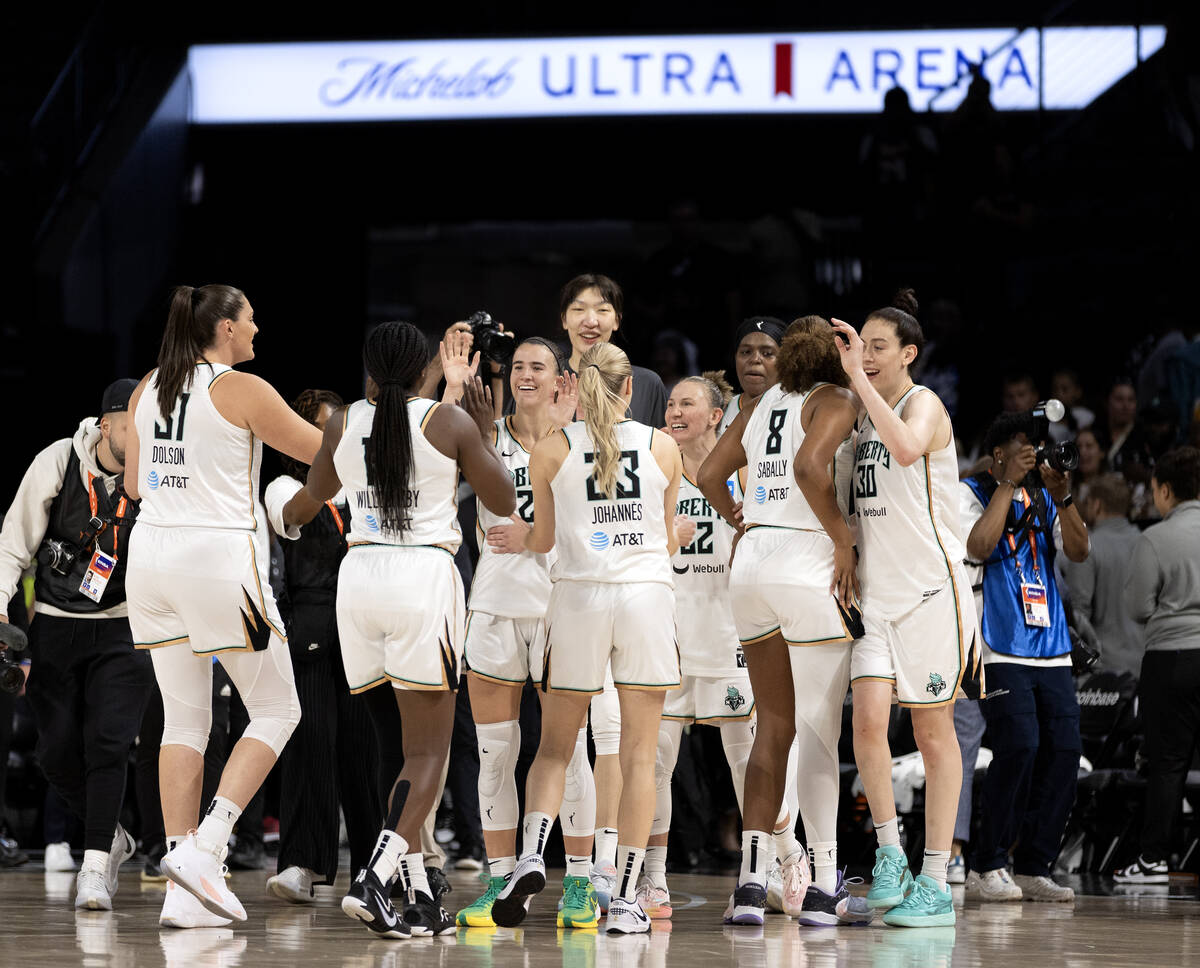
left=550, top=420, right=671, bottom=586
left=134, top=364, right=263, bottom=531
left=333, top=397, right=461, bottom=551
left=672, top=471, right=742, bottom=674
left=716, top=393, right=744, bottom=436
left=853, top=385, right=966, bottom=619
left=741, top=383, right=838, bottom=533
left=469, top=417, right=553, bottom=619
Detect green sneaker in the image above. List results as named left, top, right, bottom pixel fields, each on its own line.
left=867, top=845, right=914, bottom=909
left=557, top=875, right=600, bottom=929
left=456, top=875, right=507, bottom=928
left=881, top=874, right=956, bottom=927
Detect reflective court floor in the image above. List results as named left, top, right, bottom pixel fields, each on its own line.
left=5, top=866, right=1198, bottom=968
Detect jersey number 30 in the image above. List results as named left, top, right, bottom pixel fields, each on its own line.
left=856, top=463, right=878, bottom=499
left=584, top=450, right=641, bottom=501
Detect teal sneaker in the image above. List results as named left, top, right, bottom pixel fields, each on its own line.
left=881, top=874, right=956, bottom=927
left=866, top=845, right=914, bottom=909
left=557, top=875, right=600, bottom=928
left=456, top=875, right=506, bottom=927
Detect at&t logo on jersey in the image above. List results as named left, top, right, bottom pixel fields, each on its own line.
left=146, top=471, right=160, bottom=491
left=146, top=469, right=189, bottom=490
left=589, top=531, right=610, bottom=550
left=754, top=485, right=767, bottom=504
left=365, top=514, right=381, bottom=533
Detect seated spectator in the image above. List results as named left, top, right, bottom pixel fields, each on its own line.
left=1116, top=447, right=1200, bottom=883
left=1061, top=475, right=1142, bottom=676
left=1073, top=428, right=1107, bottom=512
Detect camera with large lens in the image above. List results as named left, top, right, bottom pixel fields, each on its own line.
left=467, top=311, right=516, bottom=367
left=0, top=623, right=28, bottom=695
left=36, top=515, right=105, bottom=577
left=1029, top=400, right=1080, bottom=473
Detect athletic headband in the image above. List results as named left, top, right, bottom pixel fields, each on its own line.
left=733, top=316, right=786, bottom=350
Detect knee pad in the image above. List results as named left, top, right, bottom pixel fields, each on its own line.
left=719, top=721, right=754, bottom=806
left=655, top=722, right=682, bottom=792
left=476, top=720, right=520, bottom=831
left=590, top=688, right=621, bottom=756
left=560, top=728, right=596, bottom=838
left=160, top=718, right=212, bottom=757
left=242, top=683, right=302, bottom=757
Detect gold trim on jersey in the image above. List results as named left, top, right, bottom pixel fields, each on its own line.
left=134, top=635, right=190, bottom=650
left=419, top=400, right=441, bottom=433
left=739, top=626, right=782, bottom=646
left=207, top=367, right=235, bottom=390
left=247, top=535, right=286, bottom=640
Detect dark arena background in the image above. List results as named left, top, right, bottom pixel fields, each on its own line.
left=2, top=2, right=1198, bottom=966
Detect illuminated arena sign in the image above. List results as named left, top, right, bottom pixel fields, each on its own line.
left=188, top=27, right=1167, bottom=123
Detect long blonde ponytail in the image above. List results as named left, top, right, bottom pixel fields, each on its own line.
left=577, top=342, right=633, bottom=500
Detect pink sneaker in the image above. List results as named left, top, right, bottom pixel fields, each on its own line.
left=781, top=850, right=812, bottom=917
left=636, top=878, right=673, bottom=919
left=161, top=832, right=247, bottom=922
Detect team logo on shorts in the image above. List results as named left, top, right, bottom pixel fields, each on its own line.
left=753, top=485, right=767, bottom=504
left=364, top=514, right=381, bottom=532
left=724, top=686, right=746, bottom=712
left=588, top=531, right=610, bottom=550
left=146, top=470, right=160, bottom=490
left=926, top=673, right=948, bottom=698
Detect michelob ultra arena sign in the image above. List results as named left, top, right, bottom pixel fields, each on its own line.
left=188, top=27, right=1166, bottom=123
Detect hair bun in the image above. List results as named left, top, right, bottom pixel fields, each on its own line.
left=892, top=288, right=919, bottom=317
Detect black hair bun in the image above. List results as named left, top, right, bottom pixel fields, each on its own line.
left=892, top=288, right=919, bottom=318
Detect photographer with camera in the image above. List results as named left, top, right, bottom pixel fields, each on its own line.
left=0, top=379, right=151, bottom=909
left=960, top=407, right=1089, bottom=903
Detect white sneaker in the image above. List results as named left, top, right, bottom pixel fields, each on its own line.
left=947, top=855, right=966, bottom=885
left=45, top=842, right=76, bottom=872
left=162, top=833, right=247, bottom=922
left=159, top=925, right=245, bottom=968
left=160, top=879, right=234, bottom=928
left=75, top=868, right=113, bottom=910
left=1012, top=874, right=1074, bottom=902
left=589, top=860, right=617, bottom=913
left=605, top=896, right=652, bottom=934
left=266, top=866, right=317, bottom=904
left=965, top=867, right=1023, bottom=901
left=106, top=825, right=136, bottom=897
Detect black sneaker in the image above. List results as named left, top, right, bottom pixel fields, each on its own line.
left=492, top=854, right=547, bottom=927
left=403, top=889, right=455, bottom=936
left=342, top=868, right=411, bottom=939
left=795, top=872, right=872, bottom=926
left=427, top=866, right=452, bottom=905
left=722, top=882, right=768, bottom=925
left=140, top=840, right=167, bottom=882
left=227, top=839, right=265, bottom=871
left=0, top=835, right=29, bottom=869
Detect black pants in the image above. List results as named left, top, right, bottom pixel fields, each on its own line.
left=973, top=662, right=1081, bottom=876
left=26, top=614, right=153, bottom=851
left=277, top=641, right=380, bottom=883
left=1138, top=650, right=1200, bottom=861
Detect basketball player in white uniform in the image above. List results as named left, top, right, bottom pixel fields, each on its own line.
left=640, top=373, right=765, bottom=919
left=717, top=316, right=785, bottom=436
left=124, top=285, right=320, bottom=928
left=491, top=342, right=682, bottom=936
left=700, top=317, right=870, bottom=927
left=280, top=322, right=516, bottom=939
left=454, top=338, right=601, bottom=930
left=833, top=290, right=981, bottom=928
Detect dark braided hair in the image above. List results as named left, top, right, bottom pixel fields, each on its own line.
left=363, top=322, right=431, bottom=534
left=280, top=389, right=344, bottom=481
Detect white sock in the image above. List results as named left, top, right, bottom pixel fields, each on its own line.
left=773, top=815, right=802, bottom=862
left=644, top=845, right=668, bottom=890
left=368, top=829, right=408, bottom=885
left=874, top=817, right=901, bottom=849
left=615, top=845, right=645, bottom=902
left=739, top=830, right=774, bottom=889
left=521, top=812, right=554, bottom=858
left=810, top=841, right=838, bottom=893
left=197, top=795, right=241, bottom=851
left=922, top=849, right=950, bottom=889
left=566, top=855, right=591, bottom=878
left=594, top=827, right=619, bottom=868
left=81, top=849, right=108, bottom=874
left=490, top=855, right=516, bottom=878
left=398, top=853, right=431, bottom=898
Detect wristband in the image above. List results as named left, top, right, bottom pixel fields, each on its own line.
left=1057, top=493, right=1074, bottom=509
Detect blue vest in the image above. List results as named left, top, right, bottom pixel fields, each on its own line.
left=964, top=475, right=1072, bottom=660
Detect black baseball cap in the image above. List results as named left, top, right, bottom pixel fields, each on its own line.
left=98, top=378, right=139, bottom=421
